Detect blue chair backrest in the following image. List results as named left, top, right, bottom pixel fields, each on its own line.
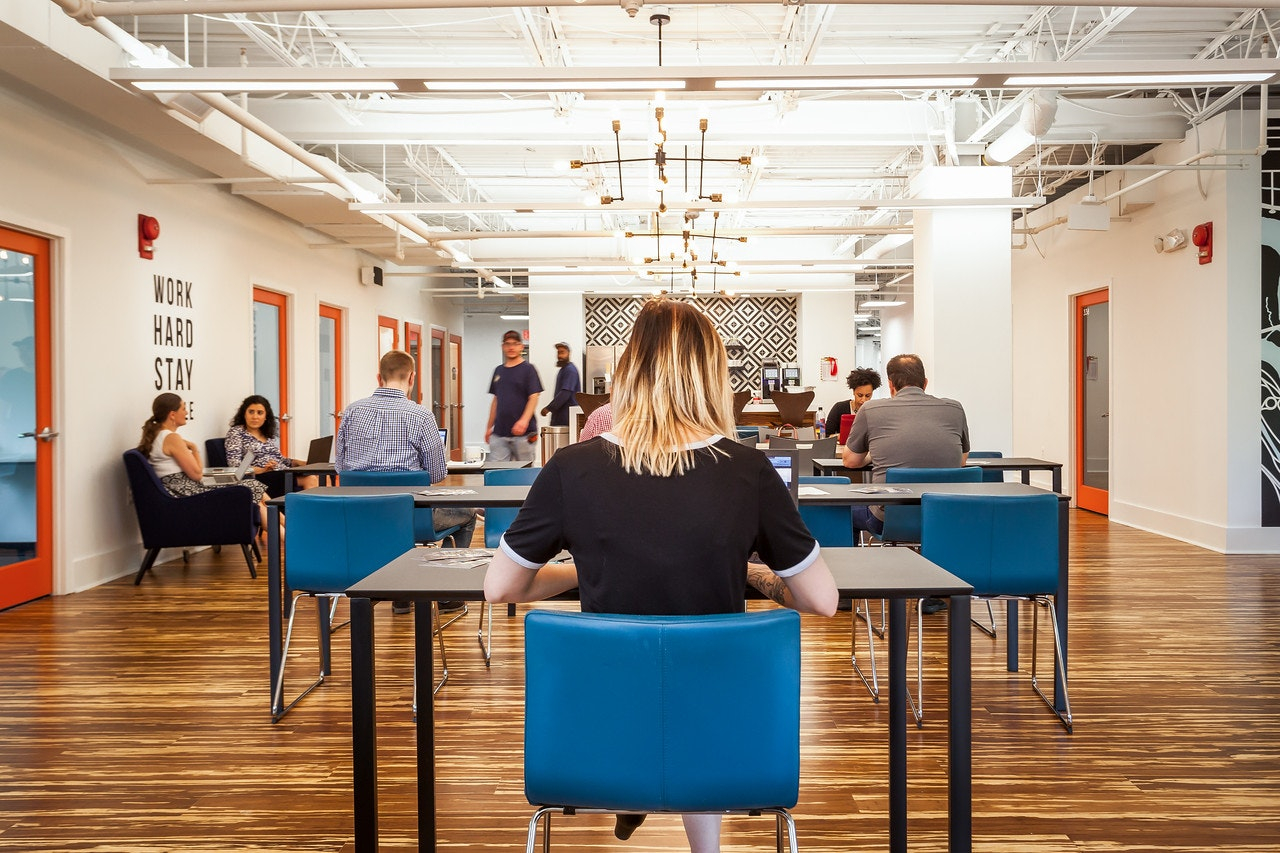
left=283, top=492, right=415, bottom=592
left=967, top=450, right=1004, bottom=483
left=920, top=493, right=1058, bottom=596
left=483, top=467, right=541, bottom=547
left=205, top=437, right=229, bottom=469
left=337, top=469, right=445, bottom=543
left=798, top=475, right=854, bottom=547
left=524, top=609, right=800, bottom=812
left=881, top=466, right=984, bottom=544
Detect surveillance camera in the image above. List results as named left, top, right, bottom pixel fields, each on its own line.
left=620, top=0, right=642, bottom=17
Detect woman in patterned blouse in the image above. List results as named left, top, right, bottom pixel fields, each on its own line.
left=224, top=395, right=318, bottom=496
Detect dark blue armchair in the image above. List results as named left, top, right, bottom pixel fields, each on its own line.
left=122, top=449, right=260, bottom=584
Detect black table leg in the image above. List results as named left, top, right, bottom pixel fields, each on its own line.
left=948, top=594, right=972, bottom=853
left=415, top=603, right=438, bottom=852
left=267, top=505, right=284, bottom=718
left=1006, top=601, right=1019, bottom=672
left=351, top=598, right=378, bottom=852
left=887, top=597, right=907, bottom=853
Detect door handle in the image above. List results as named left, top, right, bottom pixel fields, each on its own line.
left=280, top=413, right=292, bottom=422
left=20, top=428, right=59, bottom=441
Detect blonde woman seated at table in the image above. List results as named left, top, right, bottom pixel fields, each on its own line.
left=225, top=395, right=318, bottom=497
left=139, top=392, right=271, bottom=533
left=485, top=298, right=838, bottom=853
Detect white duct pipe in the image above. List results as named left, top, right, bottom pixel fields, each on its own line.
left=50, top=0, right=507, bottom=282
left=62, top=0, right=1280, bottom=19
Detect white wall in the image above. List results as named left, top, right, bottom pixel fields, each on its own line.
left=0, top=86, right=455, bottom=593
left=1011, top=109, right=1275, bottom=552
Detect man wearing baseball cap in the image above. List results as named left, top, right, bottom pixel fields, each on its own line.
left=485, top=330, right=543, bottom=462
left=539, top=341, right=581, bottom=428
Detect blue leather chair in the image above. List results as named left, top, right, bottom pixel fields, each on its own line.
left=966, top=450, right=1005, bottom=483
left=122, top=449, right=259, bottom=584
left=881, top=466, right=984, bottom=545
left=921, top=493, right=1071, bottom=731
left=273, top=492, right=417, bottom=722
left=523, top=609, right=802, bottom=853
left=336, top=469, right=467, bottom=546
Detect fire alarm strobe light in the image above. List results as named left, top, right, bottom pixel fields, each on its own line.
left=138, top=214, right=160, bottom=260
left=1191, top=222, right=1213, bottom=265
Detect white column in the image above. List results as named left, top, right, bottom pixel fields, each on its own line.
left=910, top=166, right=1014, bottom=453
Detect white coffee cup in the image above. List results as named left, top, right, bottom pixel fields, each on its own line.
left=464, top=445, right=488, bottom=464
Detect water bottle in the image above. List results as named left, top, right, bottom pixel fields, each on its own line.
left=815, top=406, right=826, bottom=439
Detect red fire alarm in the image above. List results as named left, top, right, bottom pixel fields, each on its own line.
left=138, top=214, right=160, bottom=260
left=1191, top=221, right=1212, bottom=265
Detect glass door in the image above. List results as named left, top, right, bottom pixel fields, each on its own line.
left=252, top=288, right=291, bottom=455
left=318, top=304, right=343, bottom=437
left=1075, top=288, right=1109, bottom=514
left=405, top=322, right=423, bottom=403
left=448, top=332, right=464, bottom=460
left=377, top=315, right=398, bottom=357
left=0, top=225, right=53, bottom=609
left=430, top=328, right=447, bottom=447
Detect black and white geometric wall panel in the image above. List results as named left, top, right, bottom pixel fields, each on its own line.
left=584, top=295, right=798, bottom=392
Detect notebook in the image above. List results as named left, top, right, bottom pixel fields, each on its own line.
left=838, top=413, right=856, bottom=446
left=203, top=450, right=254, bottom=485
left=305, top=435, right=334, bottom=465
left=762, top=447, right=800, bottom=507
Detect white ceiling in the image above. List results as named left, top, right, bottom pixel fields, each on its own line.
left=7, top=1, right=1280, bottom=315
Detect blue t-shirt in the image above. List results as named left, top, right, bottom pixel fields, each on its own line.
left=488, top=359, right=543, bottom=437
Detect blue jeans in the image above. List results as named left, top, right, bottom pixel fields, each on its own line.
left=434, top=508, right=477, bottom=548
left=490, top=434, right=537, bottom=462
left=851, top=505, right=884, bottom=537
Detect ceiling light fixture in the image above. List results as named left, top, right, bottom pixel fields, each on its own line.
left=131, top=80, right=398, bottom=93
left=984, top=91, right=1058, bottom=164
left=715, top=76, right=978, bottom=90
left=1003, top=72, right=1272, bottom=87
left=500, top=314, right=530, bottom=320
left=424, top=79, right=683, bottom=92
left=860, top=299, right=907, bottom=308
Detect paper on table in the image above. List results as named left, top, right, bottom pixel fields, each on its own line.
left=419, top=488, right=477, bottom=495
left=852, top=486, right=913, bottom=494
left=797, top=486, right=830, bottom=496
left=420, top=548, right=493, bottom=569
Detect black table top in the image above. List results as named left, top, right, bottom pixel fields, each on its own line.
left=346, top=545, right=972, bottom=601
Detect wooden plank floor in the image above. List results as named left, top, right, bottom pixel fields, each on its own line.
left=1, top=509, right=1279, bottom=852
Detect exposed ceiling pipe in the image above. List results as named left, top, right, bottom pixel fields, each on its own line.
left=63, top=0, right=1280, bottom=19
left=50, top=0, right=507, bottom=283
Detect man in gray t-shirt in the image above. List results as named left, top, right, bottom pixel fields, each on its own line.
left=841, top=353, right=970, bottom=536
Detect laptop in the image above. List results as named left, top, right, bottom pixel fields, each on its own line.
left=762, top=447, right=800, bottom=507
left=305, top=435, right=334, bottom=465
left=438, top=428, right=448, bottom=448
left=203, top=450, right=254, bottom=486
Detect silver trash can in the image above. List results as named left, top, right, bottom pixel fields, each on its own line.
left=540, top=426, right=570, bottom=466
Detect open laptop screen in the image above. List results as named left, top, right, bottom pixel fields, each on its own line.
left=762, top=448, right=800, bottom=507
left=439, top=428, right=448, bottom=448
left=305, top=435, right=334, bottom=464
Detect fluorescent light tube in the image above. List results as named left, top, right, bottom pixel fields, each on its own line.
left=132, top=81, right=398, bottom=92
left=500, top=314, right=530, bottom=320
left=860, top=299, right=906, bottom=308
left=1003, top=72, right=1273, bottom=87
left=424, top=80, right=685, bottom=92
left=715, top=77, right=978, bottom=90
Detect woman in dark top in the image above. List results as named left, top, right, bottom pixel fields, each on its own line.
left=826, top=366, right=882, bottom=438
left=485, top=298, right=837, bottom=853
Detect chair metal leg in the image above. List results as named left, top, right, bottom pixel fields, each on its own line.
left=271, top=591, right=335, bottom=723
left=903, top=598, right=925, bottom=727
left=850, top=604, right=880, bottom=702
left=971, top=597, right=997, bottom=637
left=526, top=806, right=555, bottom=853
left=477, top=601, right=493, bottom=666
left=856, top=598, right=887, bottom=638
left=1031, top=597, right=1073, bottom=732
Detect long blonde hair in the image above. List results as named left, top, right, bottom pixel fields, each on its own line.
left=610, top=299, right=735, bottom=477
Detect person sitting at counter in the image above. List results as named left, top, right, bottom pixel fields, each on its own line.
left=826, top=366, right=881, bottom=442
left=225, top=395, right=318, bottom=497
